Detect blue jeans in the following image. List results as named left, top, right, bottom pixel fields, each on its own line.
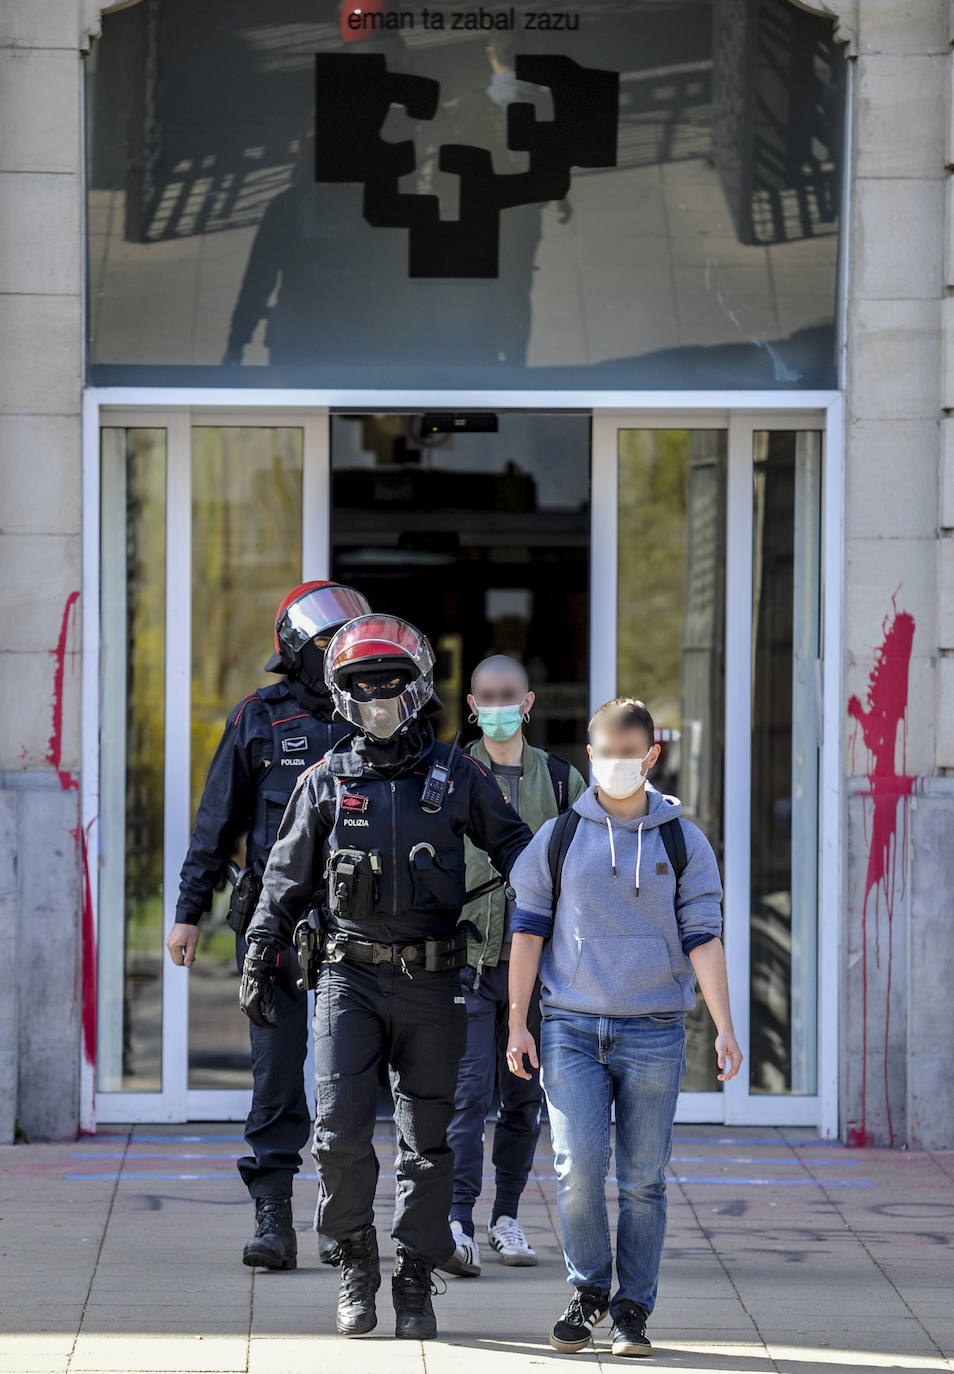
left=540, top=1010, right=686, bottom=1317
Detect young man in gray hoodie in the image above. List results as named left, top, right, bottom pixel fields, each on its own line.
left=507, top=697, right=742, bottom=1358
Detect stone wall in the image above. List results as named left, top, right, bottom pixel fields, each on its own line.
left=835, top=0, right=954, bottom=1148
left=0, top=0, right=88, bottom=1141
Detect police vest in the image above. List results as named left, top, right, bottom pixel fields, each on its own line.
left=247, top=685, right=348, bottom=870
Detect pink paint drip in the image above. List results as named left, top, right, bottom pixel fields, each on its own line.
left=45, top=591, right=96, bottom=1072
left=846, top=600, right=915, bottom=1148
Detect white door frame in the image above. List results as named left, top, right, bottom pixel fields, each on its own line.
left=82, top=387, right=843, bottom=1138
left=88, top=405, right=329, bottom=1125
left=591, top=403, right=843, bottom=1135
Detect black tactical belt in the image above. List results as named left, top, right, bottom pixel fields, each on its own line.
left=325, top=932, right=466, bottom=973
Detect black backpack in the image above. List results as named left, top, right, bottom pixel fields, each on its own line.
left=547, top=808, right=687, bottom=909
left=545, top=752, right=573, bottom=814
left=464, top=744, right=573, bottom=815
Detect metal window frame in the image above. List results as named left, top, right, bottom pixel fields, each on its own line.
left=82, top=387, right=843, bottom=1136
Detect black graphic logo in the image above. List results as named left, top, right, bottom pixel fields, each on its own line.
left=314, top=52, right=618, bottom=278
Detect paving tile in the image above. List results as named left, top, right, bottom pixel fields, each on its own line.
left=248, top=1335, right=428, bottom=1373
left=69, top=1334, right=248, bottom=1372
left=6, top=1124, right=954, bottom=1374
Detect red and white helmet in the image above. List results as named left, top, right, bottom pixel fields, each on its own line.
left=264, top=581, right=371, bottom=674
left=324, top=614, right=435, bottom=739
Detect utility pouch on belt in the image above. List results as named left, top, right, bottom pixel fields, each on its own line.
left=326, top=848, right=378, bottom=923
left=226, top=862, right=262, bottom=939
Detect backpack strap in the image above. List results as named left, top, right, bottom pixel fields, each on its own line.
left=547, top=811, right=687, bottom=913
left=545, top=751, right=573, bottom=814
left=547, top=808, right=581, bottom=911
left=659, top=818, right=688, bottom=898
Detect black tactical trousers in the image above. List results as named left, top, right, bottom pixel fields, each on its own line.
left=312, top=956, right=467, bottom=1267
left=236, top=936, right=310, bottom=1199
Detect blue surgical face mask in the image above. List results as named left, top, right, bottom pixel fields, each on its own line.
left=476, top=703, right=524, bottom=742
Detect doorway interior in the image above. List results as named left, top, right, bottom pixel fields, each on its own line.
left=330, top=412, right=591, bottom=773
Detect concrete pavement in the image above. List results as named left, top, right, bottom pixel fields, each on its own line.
left=1, top=1125, right=953, bottom=1374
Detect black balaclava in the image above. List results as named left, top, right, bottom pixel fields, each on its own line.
left=285, top=639, right=333, bottom=715
left=297, top=639, right=329, bottom=694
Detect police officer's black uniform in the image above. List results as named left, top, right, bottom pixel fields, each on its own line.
left=241, top=615, right=532, bottom=1340
left=177, top=679, right=345, bottom=1180
left=173, top=580, right=369, bottom=1270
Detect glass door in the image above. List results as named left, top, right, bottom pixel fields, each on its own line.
left=96, top=412, right=328, bottom=1122
left=95, top=404, right=830, bottom=1126
left=591, top=412, right=826, bottom=1126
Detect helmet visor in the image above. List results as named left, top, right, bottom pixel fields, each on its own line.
left=335, top=674, right=434, bottom=740
left=281, top=585, right=371, bottom=653
left=325, top=615, right=435, bottom=684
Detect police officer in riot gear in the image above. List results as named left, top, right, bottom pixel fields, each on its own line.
left=167, top=580, right=371, bottom=1271
left=240, top=615, right=533, bottom=1341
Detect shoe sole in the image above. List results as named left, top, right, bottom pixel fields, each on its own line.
left=396, top=1328, right=437, bottom=1340
left=242, top=1252, right=297, bottom=1271
left=611, top=1340, right=653, bottom=1358
left=549, top=1333, right=597, bottom=1353
left=437, top=1257, right=481, bottom=1278
left=494, top=1250, right=538, bottom=1267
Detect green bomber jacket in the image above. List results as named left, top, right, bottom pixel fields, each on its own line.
left=459, top=736, right=587, bottom=970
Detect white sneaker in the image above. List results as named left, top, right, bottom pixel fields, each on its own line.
left=487, top=1215, right=538, bottom=1267
left=437, top=1220, right=481, bottom=1278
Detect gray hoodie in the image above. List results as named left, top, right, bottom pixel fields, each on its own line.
left=510, top=784, right=723, bottom=1019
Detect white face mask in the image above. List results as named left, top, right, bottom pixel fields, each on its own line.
left=591, top=749, right=653, bottom=800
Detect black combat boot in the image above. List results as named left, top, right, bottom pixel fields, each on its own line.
left=392, top=1245, right=443, bottom=1340
left=242, top=1196, right=297, bottom=1270
left=332, top=1224, right=381, bottom=1336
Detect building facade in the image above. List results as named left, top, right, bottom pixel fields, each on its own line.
left=1, top=0, right=950, bottom=1148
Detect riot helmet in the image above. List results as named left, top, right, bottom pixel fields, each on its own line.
left=325, top=615, right=436, bottom=740
left=265, top=581, right=371, bottom=692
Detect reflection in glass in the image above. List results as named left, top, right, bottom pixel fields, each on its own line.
left=187, top=428, right=303, bottom=1090
left=617, top=430, right=727, bottom=1091
left=331, top=413, right=590, bottom=774
left=86, top=0, right=845, bottom=390
left=98, top=428, right=166, bottom=1091
left=750, top=431, right=820, bottom=1094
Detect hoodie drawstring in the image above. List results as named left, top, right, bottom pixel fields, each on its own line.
left=606, top=817, right=617, bottom=877
left=605, top=816, right=645, bottom=894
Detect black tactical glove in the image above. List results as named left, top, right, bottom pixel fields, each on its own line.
left=239, top=941, right=282, bottom=1029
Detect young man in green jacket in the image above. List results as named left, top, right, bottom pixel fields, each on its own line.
left=441, top=655, right=587, bottom=1278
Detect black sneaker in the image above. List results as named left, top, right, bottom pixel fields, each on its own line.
left=549, top=1287, right=610, bottom=1353
left=392, top=1246, right=445, bottom=1340
left=611, top=1303, right=652, bottom=1358
left=242, top=1196, right=297, bottom=1270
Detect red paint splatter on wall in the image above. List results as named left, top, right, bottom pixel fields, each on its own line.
left=46, top=590, right=80, bottom=785
left=846, top=599, right=916, bottom=1148
left=44, top=591, right=96, bottom=1073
